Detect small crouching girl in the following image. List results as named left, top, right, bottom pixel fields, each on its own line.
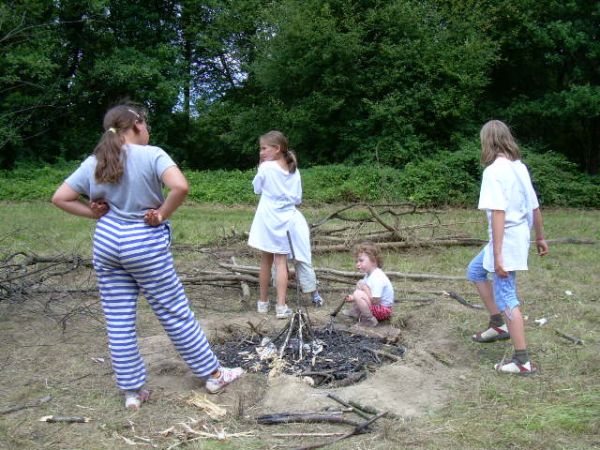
left=343, top=242, right=394, bottom=327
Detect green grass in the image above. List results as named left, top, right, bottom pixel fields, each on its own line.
left=0, top=202, right=598, bottom=449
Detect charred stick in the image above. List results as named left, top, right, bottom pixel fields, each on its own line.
left=326, top=394, right=371, bottom=420
left=257, top=412, right=359, bottom=427
left=361, top=346, right=403, bottom=363
left=39, top=415, right=90, bottom=423
left=294, top=411, right=388, bottom=450
left=279, top=314, right=297, bottom=358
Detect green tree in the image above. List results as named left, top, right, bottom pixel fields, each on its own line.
left=484, top=0, right=600, bottom=173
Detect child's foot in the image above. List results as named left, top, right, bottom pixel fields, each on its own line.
left=358, top=316, right=378, bottom=328
left=494, top=358, right=538, bottom=375
left=257, top=301, right=269, bottom=314
left=472, top=323, right=510, bottom=342
left=275, top=304, right=293, bottom=319
left=312, top=292, right=324, bottom=307
left=206, top=367, right=245, bottom=394
left=124, top=389, right=151, bottom=411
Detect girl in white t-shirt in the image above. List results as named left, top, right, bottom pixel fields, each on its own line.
left=467, top=120, right=548, bottom=375
left=343, top=242, right=394, bottom=327
left=248, top=131, right=322, bottom=319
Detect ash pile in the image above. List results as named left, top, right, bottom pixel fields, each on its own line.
left=213, top=309, right=406, bottom=388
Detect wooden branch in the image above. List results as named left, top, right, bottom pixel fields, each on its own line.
left=257, top=412, right=359, bottom=427
left=39, top=415, right=90, bottom=423
left=361, top=347, right=403, bottom=363
left=326, top=394, right=371, bottom=420
left=443, top=291, right=484, bottom=310
left=1, top=395, right=52, bottom=415
left=554, top=330, right=584, bottom=345
left=294, top=411, right=388, bottom=450
left=219, top=262, right=463, bottom=282
left=231, top=256, right=250, bottom=299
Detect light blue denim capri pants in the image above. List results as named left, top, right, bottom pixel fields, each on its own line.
left=467, top=247, right=520, bottom=316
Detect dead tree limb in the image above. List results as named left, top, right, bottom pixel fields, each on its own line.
left=294, top=411, right=388, bottom=450
left=443, top=291, right=484, bottom=310
left=326, top=394, right=371, bottom=420
left=1, top=395, right=52, bottom=415
left=257, top=412, right=359, bottom=427
left=230, top=256, right=250, bottom=300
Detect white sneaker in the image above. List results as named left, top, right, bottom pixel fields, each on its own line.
left=257, top=301, right=269, bottom=314
left=275, top=304, right=293, bottom=319
left=205, top=367, right=244, bottom=394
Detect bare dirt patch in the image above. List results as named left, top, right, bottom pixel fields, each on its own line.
left=0, top=254, right=472, bottom=450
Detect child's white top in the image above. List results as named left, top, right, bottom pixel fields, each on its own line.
left=478, top=157, right=539, bottom=272
left=65, top=144, right=176, bottom=221
left=248, top=160, right=311, bottom=264
left=363, top=268, right=394, bottom=307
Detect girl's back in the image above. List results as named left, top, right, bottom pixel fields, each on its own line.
left=254, top=160, right=302, bottom=206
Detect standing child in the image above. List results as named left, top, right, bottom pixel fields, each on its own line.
left=467, top=120, right=548, bottom=375
left=343, top=242, right=394, bottom=327
left=52, top=103, right=243, bottom=409
left=248, top=131, right=323, bottom=318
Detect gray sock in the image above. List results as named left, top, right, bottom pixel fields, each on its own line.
left=514, top=349, right=529, bottom=365
left=489, top=313, right=504, bottom=328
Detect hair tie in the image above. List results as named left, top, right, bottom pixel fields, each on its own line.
left=108, top=127, right=117, bottom=133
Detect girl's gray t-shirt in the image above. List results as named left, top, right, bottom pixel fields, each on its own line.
left=65, top=144, right=176, bottom=221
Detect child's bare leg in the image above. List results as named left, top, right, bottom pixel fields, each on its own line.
left=259, top=253, right=274, bottom=302
left=504, top=307, right=526, bottom=350
left=273, top=254, right=288, bottom=306
left=352, top=289, right=374, bottom=319
left=473, top=280, right=500, bottom=315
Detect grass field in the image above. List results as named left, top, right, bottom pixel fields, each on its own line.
left=0, top=202, right=598, bottom=449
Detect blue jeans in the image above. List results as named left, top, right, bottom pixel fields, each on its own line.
left=467, top=248, right=520, bottom=314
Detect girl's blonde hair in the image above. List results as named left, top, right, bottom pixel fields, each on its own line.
left=94, top=104, right=148, bottom=183
left=479, top=120, right=521, bottom=166
left=354, top=241, right=383, bottom=268
left=260, top=130, right=297, bottom=173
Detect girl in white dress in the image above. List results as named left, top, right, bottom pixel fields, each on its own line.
left=248, top=131, right=319, bottom=318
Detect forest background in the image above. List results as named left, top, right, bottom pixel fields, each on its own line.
left=1, top=0, right=598, bottom=206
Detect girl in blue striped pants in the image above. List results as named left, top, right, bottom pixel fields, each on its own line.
left=52, top=103, right=243, bottom=410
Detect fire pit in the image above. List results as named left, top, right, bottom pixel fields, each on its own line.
left=213, top=315, right=406, bottom=387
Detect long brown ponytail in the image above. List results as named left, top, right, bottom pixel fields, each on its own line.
left=93, top=104, right=147, bottom=183
left=260, top=130, right=297, bottom=173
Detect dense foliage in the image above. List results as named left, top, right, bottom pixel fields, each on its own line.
left=1, top=0, right=598, bottom=177
left=2, top=152, right=598, bottom=207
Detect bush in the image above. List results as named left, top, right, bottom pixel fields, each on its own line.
left=0, top=153, right=597, bottom=207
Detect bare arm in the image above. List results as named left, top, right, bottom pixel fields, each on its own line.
left=144, top=166, right=189, bottom=226
left=532, top=207, right=549, bottom=256
left=52, top=183, right=104, bottom=219
left=491, top=209, right=508, bottom=278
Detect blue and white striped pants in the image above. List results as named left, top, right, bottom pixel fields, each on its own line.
left=92, top=216, right=219, bottom=391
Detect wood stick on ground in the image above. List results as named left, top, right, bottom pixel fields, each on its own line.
left=443, top=290, right=485, bottom=310
left=1, top=395, right=52, bottom=415
left=294, top=411, right=388, bottom=450
left=326, top=393, right=372, bottom=420
left=272, top=432, right=347, bottom=437
left=257, top=412, right=360, bottom=427
left=39, top=415, right=90, bottom=423
left=361, top=347, right=403, bottom=363
left=230, top=256, right=250, bottom=300
left=554, top=329, right=584, bottom=345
